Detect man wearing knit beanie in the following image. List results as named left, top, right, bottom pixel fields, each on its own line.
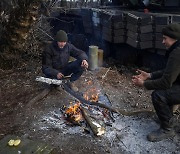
left=132, top=23, right=180, bottom=142
left=162, top=23, right=180, bottom=41
left=42, top=30, right=88, bottom=92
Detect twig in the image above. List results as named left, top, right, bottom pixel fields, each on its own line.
left=102, top=67, right=111, bottom=79
left=44, top=16, right=75, bottom=24
left=37, top=27, right=54, bottom=40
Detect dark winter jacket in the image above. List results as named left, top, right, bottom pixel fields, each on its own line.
left=144, top=40, right=180, bottom=90
left=42, top=41, right=88, bottom=78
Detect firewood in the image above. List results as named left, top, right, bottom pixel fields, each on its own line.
left=63, top=84, right=155, bottom=116
left=62, top=83, right=119, bottom=113
left=81, top=106, right=105, bottom=136
left=172, top=105, right=180, bottom=114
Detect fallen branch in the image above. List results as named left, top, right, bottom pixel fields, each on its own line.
left=62, top=83, right=120, bottom=114
left=26, top=86, right=52, bottom=108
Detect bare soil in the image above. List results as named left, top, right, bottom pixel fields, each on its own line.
left=0, top=59, right=179, bottom=154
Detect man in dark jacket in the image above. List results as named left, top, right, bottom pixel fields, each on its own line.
left=42, top=30, right=88, bottom=91
left=132, top=23, right=180, bottom=142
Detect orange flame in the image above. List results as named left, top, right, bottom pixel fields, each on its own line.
left=65, top=102, right=82, bottom=122
left=83, top=88, right=99, bottom=102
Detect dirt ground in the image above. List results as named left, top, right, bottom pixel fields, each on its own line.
left=0, top=59, right=179, bottom=154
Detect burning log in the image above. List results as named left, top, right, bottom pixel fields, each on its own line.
left=81, top=106, right=105, bottom=136
left=63, top=84, right=155, bottom=116
left=63, top=83, right=119, bottom=114
left=62, top=102, right=83, bottom=126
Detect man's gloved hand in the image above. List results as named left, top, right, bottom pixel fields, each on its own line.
left=57, top=72, right=64, bottom=79
left=81, top=60, right=88, bottom=69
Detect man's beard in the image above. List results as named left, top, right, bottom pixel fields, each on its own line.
left=59, top=45, right=64, bottom=49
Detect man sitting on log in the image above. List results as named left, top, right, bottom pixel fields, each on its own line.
left=42, top=30, right=88, bottom=92
left=132, top=23, right=180, bottom=142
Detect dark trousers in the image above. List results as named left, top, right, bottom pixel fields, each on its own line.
left=151, top=84, right=180, bottom=129
left=60, top=60, right=84, bottom=82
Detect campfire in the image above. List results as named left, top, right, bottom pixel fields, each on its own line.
left=61, top=80, right=114, bottom=136
left=64, top=101, right=83, bottom=125
left=35, top=77, right=117, bottom=136
left=35, top=76, right=123, bottom=138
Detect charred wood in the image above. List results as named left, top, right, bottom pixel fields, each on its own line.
left=81, top=106, right=105, bottom=136
left=63, top=83, right=155, bottom=116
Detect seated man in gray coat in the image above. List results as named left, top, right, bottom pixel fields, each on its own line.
left=132, top=23, right=180, bottom=142
left=42, top=30, right=88, bottom=91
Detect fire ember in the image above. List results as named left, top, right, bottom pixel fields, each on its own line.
left=63, top=102, right=83, bottom=125
left=61, top=80, right=114, bottom=136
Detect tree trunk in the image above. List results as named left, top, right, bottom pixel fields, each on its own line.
left=0, top=0, right=42, bottom=69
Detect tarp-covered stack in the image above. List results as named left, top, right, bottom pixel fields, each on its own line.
left=153, top=15, right=170, bottom=50
left=154, top=14, right=180, bottom=55
left=92, top=8, right=102, bottom=41
left=81, top=8, right=93, bottom=34
left=172, top=15, right=180, bottom=24
left=126, top=12, right=153, bottom=49
left=101, top=10, right=126, bottom=43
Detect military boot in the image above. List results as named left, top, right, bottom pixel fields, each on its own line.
left=147, top=127, right=175, bottom=142
left=147, top=119, right=175, bottom=142
left=67, top=81, right=78, bottom=92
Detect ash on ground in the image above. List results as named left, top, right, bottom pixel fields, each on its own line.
left=0, top=63, right=179, bottom=154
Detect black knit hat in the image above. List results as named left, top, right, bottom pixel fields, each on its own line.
left=162, top=23, right=180, bottom=40
left=55, top=30, right=68, bottom=42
